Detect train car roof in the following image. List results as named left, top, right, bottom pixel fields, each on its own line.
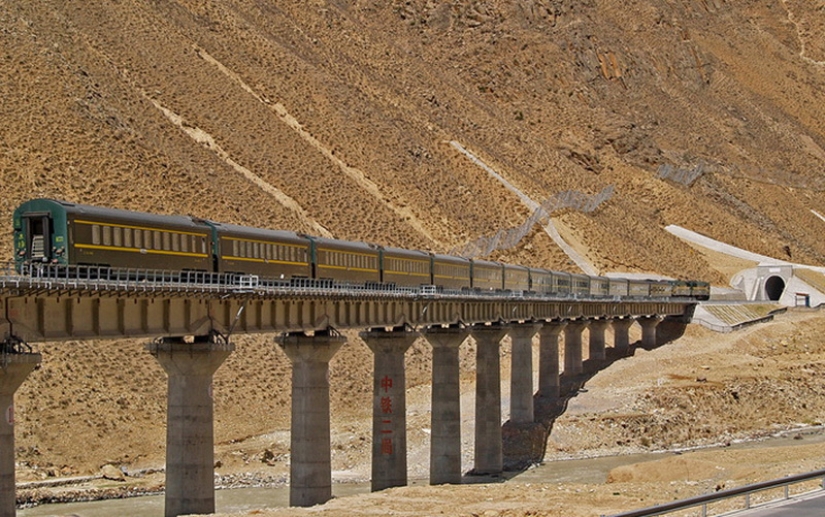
left=309, top=236, right=378, bottom=253
left=380, top=246, right=431, bottom=259
left=503, top=263, right=529, bottom=271
left=431, top=254, right=471, bottom=265
left=206, top=221, right=308, bottom=244
left=472, top=259, right=502, bottom=268
left=15, top=198, right=207, bottom=231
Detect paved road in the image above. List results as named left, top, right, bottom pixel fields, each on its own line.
left=733, top=491, right=825, bottom=516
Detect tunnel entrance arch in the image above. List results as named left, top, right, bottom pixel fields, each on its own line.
left=764, top=276, right=785, bottom=301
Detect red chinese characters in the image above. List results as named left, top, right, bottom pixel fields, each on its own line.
left=380, top=375, right=394, bottom=455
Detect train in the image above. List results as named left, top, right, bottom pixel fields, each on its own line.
left=12, top=198, right=710, bottom=300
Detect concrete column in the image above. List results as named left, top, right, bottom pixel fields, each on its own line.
left=147, top=338, right=233, bottom=517
left=423, top=326, right=469, bottom=485
left=538, top=321, right=566, bottom=400
left=360, top=327, right=418, bottom=492
left=469, top=324, right=508, bottom=476
left=277, top=331, right=345, bottom=507
left=587, top=319, right=610, bottom=370
left=639, top=316, right=662, bottom=348
left=563, top=321, right=588, bottom=377
left=612, top=318, right=635, bottom=354
left=0, top=353, right=41, bottom=517
left=508, top=323, right=542, bottom=424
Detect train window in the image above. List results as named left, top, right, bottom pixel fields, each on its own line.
left=171, top=233, right=180, bottom=252
left=124, top=228, right=132, bottom=248
left=113, top=227, right=122, bottom=247
left=133, top=229, right=142, bottom=249
left=103, top=226, right=112, bottom=246
left=232, top=240, right=239, bottom=257
left=162, top=232, right=171, bottom=251
left=91, top=225, right=101, bottom=245
left=245, top=241, right=251, bottom=259
left=180, top=234, right=188, bottom=253
left=200, top=237, right=207, bottom=255
left=144, top=230, right=153, bottom=250
left=152, top=231, right=160, bottom=250
left=254, top=242, right=260, bottom=259
left=265, top=244, right=271, bottom=260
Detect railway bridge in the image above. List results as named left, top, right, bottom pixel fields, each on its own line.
left=0, top=269, right=696, bottom=517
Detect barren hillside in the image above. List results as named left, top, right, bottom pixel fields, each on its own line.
left=3, top=0, right=825, bottom=514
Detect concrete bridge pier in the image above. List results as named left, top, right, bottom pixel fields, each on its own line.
left=611, top=318, right=634, bottom=354
left=537, top=321, right=566, bottom=402
left=469, top=324, right=508, bottom=476
left=147, top=337, right=234, bottom=517
left=0, top=352, right=41, bottom=517
left=508, top=323, right=542, bottom=423
left=586, top=319, right=610, bottom=371
left=277, top=330, right=346, bottom=507
left=360, top=327, right=418, bottom=492
left=639, top=316, right=663, bottom=348
left=562, top=320, right=588, bottom=378
left=423, top=326, right=469, bottom=485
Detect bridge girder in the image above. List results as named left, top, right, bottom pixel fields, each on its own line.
left=0, top=290, right=691, bottom=343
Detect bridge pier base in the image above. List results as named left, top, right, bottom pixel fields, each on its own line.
left=586, top=319, right=610, bottom=372
left=147, top=338, right=233, bottom=517
left=612, top=318, right=634, bottom=354
left=0, top=352, right=41, bottom=517
left=423, top=326, right=469, bottom=485
left=277, top=330, right=345, bottom=507
left=537, top=321, right=566, bottom=404
left=562, top=320, right=588, bottom=378
left=470, top=324, right=508, bottom=476
left=360, top=327, right=418, bottom=492
left=509, top=324, right=542, bottom=423
left=639, top=316, right=663, bottom=348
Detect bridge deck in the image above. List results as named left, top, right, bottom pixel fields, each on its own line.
left=0, top=270, right=694, bottom=344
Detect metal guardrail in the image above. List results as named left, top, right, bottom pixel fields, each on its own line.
left=0, top=263, right=681, bottom=304
left=606, top=469, right=825, bottom=517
